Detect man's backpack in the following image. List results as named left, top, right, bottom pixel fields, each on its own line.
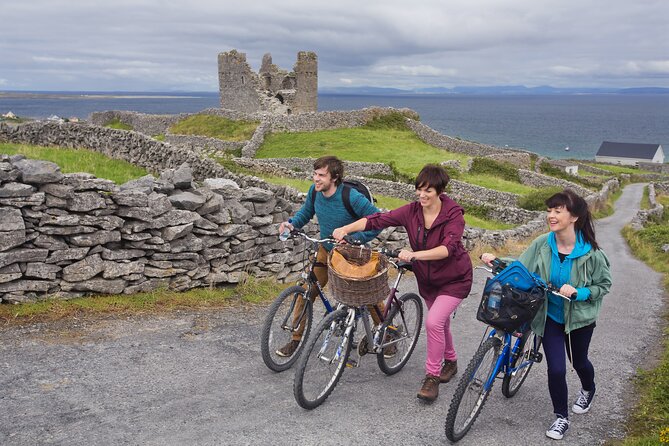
left=310, top=179, right=376, bottom=220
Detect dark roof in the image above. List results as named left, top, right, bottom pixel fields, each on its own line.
left=596, top=141, right=662, bottom=159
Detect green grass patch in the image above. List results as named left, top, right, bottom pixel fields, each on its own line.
left=0, top=277, right=285, bottom=325
left=104, top=118, right=133, bottom=131
left=469, top=157, right=521, bottom=183
left=461, top=173, right=537, bottom=195
left=582, top=162, right=641, bottom=175
left=0, top=143, right=147, bottom=184
left=257, top=127, right=471, bottom=179
left=170, top=114, right=259, bottom=141
left=517, top=186, right=563, bottom=211
left=464, top=214, right=515, bottom=230
left=153, top=134, right=166, bottom=141
left=361, top=111, right=413, bottom=130
left=641, top=186, right=652, bottom=210
left=619, top=222, right=669, bottom=445
left=539, top=161, right=599, bottom=190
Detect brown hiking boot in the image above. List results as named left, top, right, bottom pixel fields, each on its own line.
left=417, top=374, right=440, bottom=402
left=275, top=339, right=300, bottom=357
left=440, top=359, right=458, bottom=383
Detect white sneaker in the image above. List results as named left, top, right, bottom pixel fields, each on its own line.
left=572, top=388, right=595, bottom=414
left=546, top=417, right=570, bottom=440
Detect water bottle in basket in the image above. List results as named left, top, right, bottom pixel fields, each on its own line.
left=487, top=281, right=503, bottom=314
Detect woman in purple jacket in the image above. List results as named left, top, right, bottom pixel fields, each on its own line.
left=333, top=164, right=473, bottom=402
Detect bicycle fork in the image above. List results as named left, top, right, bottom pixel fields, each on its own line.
left=317, top=308, right=356, bottom=364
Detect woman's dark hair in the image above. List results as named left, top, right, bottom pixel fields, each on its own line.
left=415, top=164, right=450, bottom=194
left=313, top=156, right=344, bottom=186
left=546, top=189, right=599, bottom=250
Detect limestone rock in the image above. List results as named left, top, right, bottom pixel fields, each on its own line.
left=62, top=254, right=105, bottom=281
left=0, top=182, right=35, bottom=198
left=0, top=248, right=48, bottom=269
left=45, top=247, right=90, bottom=264
left=14, top=158, right=63, bottom=184
left=168, top=191, right=206, bottom=211
left=68, top=230, right=122, bottom=247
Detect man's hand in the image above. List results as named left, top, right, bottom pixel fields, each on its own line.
left=332, top=227, right=347, bottom=242
left=279, top=221, right=294, bottom=235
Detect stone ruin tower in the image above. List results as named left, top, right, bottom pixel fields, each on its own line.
left=218, top=50, right=317, bottom=115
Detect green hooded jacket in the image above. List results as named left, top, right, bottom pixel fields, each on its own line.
left=508, top=233, right=612, bottom=335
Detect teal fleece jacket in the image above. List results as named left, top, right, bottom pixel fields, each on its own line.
left=291, top=184, right=380, bottom=250
left=512, top=232, right=612, bottom=335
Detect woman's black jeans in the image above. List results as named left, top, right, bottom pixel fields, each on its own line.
left=542, top=316, right=596, bottom=418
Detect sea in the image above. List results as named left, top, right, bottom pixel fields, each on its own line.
left=1, top=91, right=668, bottom=160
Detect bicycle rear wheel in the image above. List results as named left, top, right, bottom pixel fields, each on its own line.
left=293, top=307, right=352, bottom=409
left=445, top=336, right=502, bottom=443
left=377, top=293, right=423, bottom=375
left=502, top=331, right=539, bottom=398
left=260, top=285, right=313, bottom=372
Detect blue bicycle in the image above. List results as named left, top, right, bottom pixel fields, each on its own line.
left=445, top=260, right=575, bottom=442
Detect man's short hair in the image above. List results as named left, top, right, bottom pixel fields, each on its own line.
left=313, top=156, right=344, bottom=186
left=415, top=164, right=450, bottom=194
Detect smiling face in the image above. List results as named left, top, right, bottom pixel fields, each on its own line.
left=415, top=184, right=439, bottom=208
left=547, top=205, right=578, bottom=233
left=312, top=166, right=337, bottom=195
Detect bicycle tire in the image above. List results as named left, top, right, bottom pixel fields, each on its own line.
left=293, top=307, right=353, bottom=410
left=502, top=331, right=538, bottom=398
left=377, top=293, right=423, bottom=375
left=445, top=336, right=502, bottom=443
left=260, top=285, right=313, bottom=372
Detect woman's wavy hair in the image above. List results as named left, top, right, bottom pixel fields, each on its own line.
left=546, top=189, right=599, bottom=250
left=415, top=164, right=450, bottom=194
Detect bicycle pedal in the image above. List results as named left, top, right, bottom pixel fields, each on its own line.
left=529, top=351, right=543, bottom=363
left=345, top=358, right=359, bottom=368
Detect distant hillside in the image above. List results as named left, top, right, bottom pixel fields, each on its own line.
left=319, top=85, right=669, bottom=96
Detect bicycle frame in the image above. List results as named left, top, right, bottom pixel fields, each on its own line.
left=478, top=328, right=532, bottom=391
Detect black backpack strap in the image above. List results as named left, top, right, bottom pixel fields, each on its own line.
left=341, top=185, right=358, bottom=220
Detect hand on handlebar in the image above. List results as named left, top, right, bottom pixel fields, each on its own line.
left=279, top=221, right=294, bottom=235
left=480, top=252, right=496, bottom=267
left=398, top=249, right=416, bottom=263
left=559, top=284, right=578, bottom=300
left=332, top=227, right=347, bottom=242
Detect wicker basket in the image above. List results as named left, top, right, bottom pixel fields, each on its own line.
left=327, top=245, right=389, bottom=306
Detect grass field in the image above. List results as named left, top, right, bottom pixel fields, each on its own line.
left=0, top=143, right=147, bottom=184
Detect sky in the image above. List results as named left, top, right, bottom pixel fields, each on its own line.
left=1, top=0, right=668, bottom=92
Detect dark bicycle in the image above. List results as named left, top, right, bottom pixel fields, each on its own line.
left=260, top=230, right=339, bottom=372
left=293, top=242, right=423, bottom=410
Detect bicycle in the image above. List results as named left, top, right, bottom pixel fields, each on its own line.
left=260, top=230, right=339, bottom=372
left=293, top=242, right=423, bottom=410
left=445, top=259, right=576, bottom=442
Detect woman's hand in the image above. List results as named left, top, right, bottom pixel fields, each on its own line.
left=480, top=252, right=497, bottom=267
left=559, top=284, right=578, bottom=299
left=398, top=249, right=416, bottom=262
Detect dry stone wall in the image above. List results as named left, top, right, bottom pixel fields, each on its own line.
left=0, top=155, right=321, bottom=303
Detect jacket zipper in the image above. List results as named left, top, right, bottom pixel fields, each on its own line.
left=418, top=225, right=430, bottom=282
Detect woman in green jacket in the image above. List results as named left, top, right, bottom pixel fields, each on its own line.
left=482, top=189, right=611, bottom=441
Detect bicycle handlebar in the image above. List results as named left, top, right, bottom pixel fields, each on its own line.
left=477, top=259, right=577, bottom=300
left=282, top=229, right=336, bottom=245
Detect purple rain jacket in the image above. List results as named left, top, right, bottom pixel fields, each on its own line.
left=365, top=194, right=473, bottom=301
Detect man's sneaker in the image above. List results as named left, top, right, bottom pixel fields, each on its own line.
left=275, top=339, right=300, bottom=357
left=545, top=416, right=570, bottom=440
left=572, top=388, right=595, bottom=414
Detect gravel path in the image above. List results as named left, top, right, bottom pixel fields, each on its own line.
left=0, top=183, right=665, bottom=445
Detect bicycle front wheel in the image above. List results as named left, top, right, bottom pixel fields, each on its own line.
left=445, top=336, right=502, bottom=443
left=502, top=331, right=539, bottom=398
left=260, top=285, right=313, bottom=372
left=377, top=293, right=423, bottom=375
left=293, top=307, right=352, bottom=410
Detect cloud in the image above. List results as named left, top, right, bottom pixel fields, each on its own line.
left=0, top=0, right=668, bottom=90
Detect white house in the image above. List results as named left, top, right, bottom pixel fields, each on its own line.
left=595, top=141, right=665, bottom=166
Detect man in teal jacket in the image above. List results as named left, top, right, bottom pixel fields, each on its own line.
left=276, top=155, right=381, bottom=358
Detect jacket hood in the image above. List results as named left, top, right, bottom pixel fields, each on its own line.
left=548, top=231, right=591, bottom=259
